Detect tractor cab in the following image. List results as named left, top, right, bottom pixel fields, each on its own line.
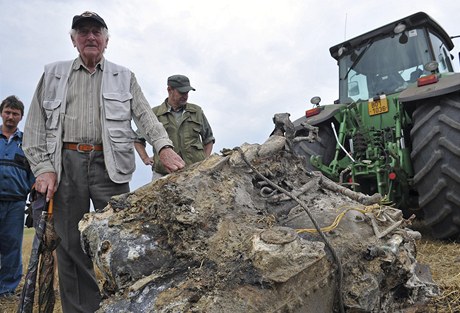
left=330, top=12, right=455, bottom=104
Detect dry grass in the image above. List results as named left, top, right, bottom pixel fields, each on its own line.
left=416, top=237, right=460, bottom=313
left=1, top=223, right=459, bottom=313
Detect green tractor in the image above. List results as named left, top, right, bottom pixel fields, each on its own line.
left=290, top=12, right=460, bottom=239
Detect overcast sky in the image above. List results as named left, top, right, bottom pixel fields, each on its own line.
left=1, top=0, right=459, bottom=190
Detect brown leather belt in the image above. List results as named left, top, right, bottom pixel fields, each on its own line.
left=63, top=143, right=103, bottom=152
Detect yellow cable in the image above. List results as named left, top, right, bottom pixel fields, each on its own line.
left=296, top=203, right=380, bottom=234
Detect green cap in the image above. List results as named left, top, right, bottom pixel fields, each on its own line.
left=167, top=75, right=196, bottom=93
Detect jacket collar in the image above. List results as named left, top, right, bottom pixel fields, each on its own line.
left=73, top=56, right=105, bottom=72
left=0, top=127, right=22, bottom=140
left=157, top=98, right=198, bottom=116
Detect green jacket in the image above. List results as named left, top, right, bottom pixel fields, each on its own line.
left=153, top=100, right=214, bottom=174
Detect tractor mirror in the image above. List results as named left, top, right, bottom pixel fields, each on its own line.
left=348, top=81, right=360, bottom=96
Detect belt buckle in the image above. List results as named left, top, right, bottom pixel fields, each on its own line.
left=76, top=143, right=94, bottom=153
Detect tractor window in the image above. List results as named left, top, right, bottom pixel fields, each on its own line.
left=338, top=28, right=433, bottom=102
left=429, top=32, right=454, bottom=73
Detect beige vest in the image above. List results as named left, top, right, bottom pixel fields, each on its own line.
left=42, top=59, right=137, bottom=184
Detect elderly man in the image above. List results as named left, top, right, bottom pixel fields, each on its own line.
left=23, top=11, right=185, bottom=312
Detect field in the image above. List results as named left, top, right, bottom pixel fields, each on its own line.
left=417, top=238, right=460, bottom=312
left=411, top=221, right=460, bottom=313
left=0, top=222, right=459, bottom=313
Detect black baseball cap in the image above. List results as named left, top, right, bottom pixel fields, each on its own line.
left=72, top=11, right=108, bottom=29
left=167, top=75, right=196, bottom=93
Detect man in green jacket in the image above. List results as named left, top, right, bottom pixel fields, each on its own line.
left=136, top=75, right=215, bottom=178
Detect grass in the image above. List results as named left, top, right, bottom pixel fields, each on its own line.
left=416, top=239, right=460, bottom=312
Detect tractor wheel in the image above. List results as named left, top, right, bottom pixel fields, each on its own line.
left=292, top=122, right=336, bottom=171
left=410, top=93, right=460, bottom=239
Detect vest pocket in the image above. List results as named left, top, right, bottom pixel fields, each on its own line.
left=43, top=100, right=61, bottom=129
left=182, top=125, right=202, bottom=145
left=189, top=142, right=205, bottom=164
left=108, top=128, right=135, bottom=174
left=103, top=92, right=132, bottom=120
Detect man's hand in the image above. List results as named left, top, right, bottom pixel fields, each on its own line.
left=35, top=172, right=57, bottom=201
left=134, top=142, right=154, bottom=166
left=142, top=157, right=154, bottom=166
left=159, top=147, right=185, bottom=173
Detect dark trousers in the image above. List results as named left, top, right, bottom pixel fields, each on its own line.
left=0, top=200, right=25, bottom=295
left=54, top=150, right=129, bottom=313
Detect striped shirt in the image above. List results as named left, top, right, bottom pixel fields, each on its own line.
left=64, top=57, right=103, bottom=143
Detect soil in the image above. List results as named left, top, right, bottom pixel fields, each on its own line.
left=1, top=144, right=459, bottom=312
left=1, top=223, right=458, bottom=313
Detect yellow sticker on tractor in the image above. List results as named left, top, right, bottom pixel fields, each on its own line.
left=368, top=96, right=389, bottom=116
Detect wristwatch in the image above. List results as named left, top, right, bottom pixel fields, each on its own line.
left=159, top=145, right=173, bottom=153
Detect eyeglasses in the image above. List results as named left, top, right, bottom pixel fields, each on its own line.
left=77, top=27, right=103, bottom=37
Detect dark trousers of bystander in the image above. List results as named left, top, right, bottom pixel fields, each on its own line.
left=54, top=149, right=129, bottom=313
left=0, top=200, right=25, bottom=296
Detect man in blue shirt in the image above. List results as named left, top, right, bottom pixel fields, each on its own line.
left=0, top=95, right=35, bottom=298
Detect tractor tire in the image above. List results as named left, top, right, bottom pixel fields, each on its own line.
left=293, top=122, right=336, bottom=171
left=410, top=93, right=460, bottom=239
